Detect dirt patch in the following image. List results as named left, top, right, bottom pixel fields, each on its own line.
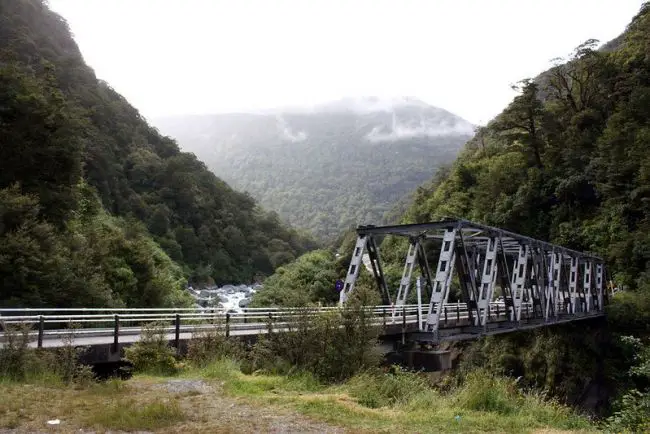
left=0, top=379, right=347, bottom=434
left=163, top=381, right=346, bottom=433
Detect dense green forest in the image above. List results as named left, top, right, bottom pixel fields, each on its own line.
left=251, top=3, right=650, bottom=427
left=0, top=0, right=316, bottom=307
left=393, top=5, right=650, bottom=424
left=154, top=98, right=472, bottom=240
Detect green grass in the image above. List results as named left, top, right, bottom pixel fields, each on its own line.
left=85, top=398, right=185, bottom=430
left=194, top=357, right=324, bottom=396
left=187, top=360, right=595, bottom=433
left=0, top=353, right=596, bottom=433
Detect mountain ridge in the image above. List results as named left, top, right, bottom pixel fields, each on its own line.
left=154, top=98, right=473, bottom=240
left=0, top=0, right=315, bottom=308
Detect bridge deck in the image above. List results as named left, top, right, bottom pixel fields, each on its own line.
left=0, top=305, right=604, bottom=363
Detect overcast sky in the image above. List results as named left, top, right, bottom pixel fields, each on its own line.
left=49, top=0, right=644, bottom=125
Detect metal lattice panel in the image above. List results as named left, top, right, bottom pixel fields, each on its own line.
left=341, top=218, right=606, bottom=340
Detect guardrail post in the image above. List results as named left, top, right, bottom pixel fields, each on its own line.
left=174, top=314, right=180, bottom=353
left=456, top=304, right=460, bottom=322
left=113, top=314, right=119, bottom=353
left=383, top=307, right=386, bottom=328
left=496, top=303, right=500, bottom=319
left=444, top=307, right=448, bottom=325
left=225, top=313, right=231, bottom=337
left=526, top=304, right=530, bottom=319
left=37, top=315, right=44, bottom=349
left=243, top=308, right=247, bottom=324
left=402, top=307, right=406, bottom=345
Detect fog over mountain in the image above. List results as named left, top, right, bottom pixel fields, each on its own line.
left=154, top=97, right=473, bottom=240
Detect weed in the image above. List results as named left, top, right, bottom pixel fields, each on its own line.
left=0, top=322, right=36, bottom=381
left=186, top=324, right=243, bottom=367
left=85, top=398, right=185, bottom=430
left=454, top=369, right=521, bottom=414
left=246, top=298, right=381, bottom=382
left=124, top=321, right=179, bottom=375
left=348, top=367, right=430, bottom=408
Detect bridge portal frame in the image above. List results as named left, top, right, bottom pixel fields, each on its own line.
left=339, top=218, right=606, bottom=339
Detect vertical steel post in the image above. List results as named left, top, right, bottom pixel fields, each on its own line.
left=416, top=277, right=424, bottom=331
left=226, top=313, right=231, bottom=337
left=113, top=314, right=120, bottom=353
left=476, top=237, right=498, bottom=326
left=401, top=306, right=406, bottom=345
left=426, top=226, right=458, bottom=332
left=37, top=315, right=44, bottom=349
left=511, top=245, right=529, bottom=321
left=340, top=236, right=366, bottom=304
left=583, top=261, right=593, bottom=312
left=568, top=257, right=579, bottom=314
left=393, top=239, right=419, bottom=321
left=596, top=263, right=604, bottom=311
left=174, top=314, right=181, bottom=352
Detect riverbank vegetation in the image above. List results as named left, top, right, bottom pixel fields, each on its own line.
left=1, top=305, right=598, bottom=433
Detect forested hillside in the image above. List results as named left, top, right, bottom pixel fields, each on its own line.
left=399, top=5, right=650, bottom=294
left=250, top=6, right=650, bottom=427
left=154, top=97, right=473, bottom=240
left=392, top=3, right=650, bottom=425
left=0, top=0, right=315, bottom=307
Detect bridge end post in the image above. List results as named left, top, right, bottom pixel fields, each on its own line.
left=112, top=314, right=119, bottom=354
left=37, top=315, right=44, bottom=349
left=174, top=314, right=181, bottom=354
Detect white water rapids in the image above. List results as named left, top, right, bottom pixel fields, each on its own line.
left=187, top=284, right=261, bottom=312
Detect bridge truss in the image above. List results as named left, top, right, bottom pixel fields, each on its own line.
left=340, top=218, right=606, bottom=340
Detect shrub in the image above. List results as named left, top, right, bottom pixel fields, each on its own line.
left=454, top=370, right=521, bottom=415
left=606, top=389, right=650, bottom=432
left=348, top=367, right=430, bottom=408
left=56, top=324, right=95, bottom=385
left=245, top=289, right=381, bottom=382
left=186, top=324, right=244, bottom=367
left=0, top=321, right=95, bottom=385
left=0, top=322, right=38, bottom=381
left=124, top=322, right=179, bottom=375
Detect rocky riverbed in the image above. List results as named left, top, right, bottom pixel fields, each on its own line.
left=187, top=284, right=262, bottom=312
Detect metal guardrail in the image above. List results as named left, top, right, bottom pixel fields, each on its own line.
left=0, top=302, right=517, bottom=349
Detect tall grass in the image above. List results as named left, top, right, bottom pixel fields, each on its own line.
left=190, top=358, right=593, bottom=432
left=0, top=321, right=93, bottom=385
left=124, top=321, right=180, bottom=375
left=85, top=398, right=185, bottom=430
left=243, top=293, right=381, bottom=381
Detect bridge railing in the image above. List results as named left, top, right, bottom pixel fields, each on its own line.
left=0, top=302, right=520, bottom=349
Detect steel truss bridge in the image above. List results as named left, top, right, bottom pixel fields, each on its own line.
left=0, top=219, right=607, bottom=362
left=340, top=218, right=607, bottom=342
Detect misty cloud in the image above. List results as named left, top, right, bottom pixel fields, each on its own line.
left=365, top=112, right=474, bottom=142
left=275, top=115, right=307, bottom=142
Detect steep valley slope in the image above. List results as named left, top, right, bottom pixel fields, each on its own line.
left=0, top=0, right=315, bottom=307
left=154, top=97, right=473, bottom=240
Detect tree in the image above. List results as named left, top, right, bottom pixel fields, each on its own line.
left=493, top=79, right=546, bottom=169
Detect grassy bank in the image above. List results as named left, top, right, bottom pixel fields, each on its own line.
left=188, top=358, right=594, bottom=433
left=0, top=308, right=598, bottom=433
left=0, top=359, right=595, bottom=433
